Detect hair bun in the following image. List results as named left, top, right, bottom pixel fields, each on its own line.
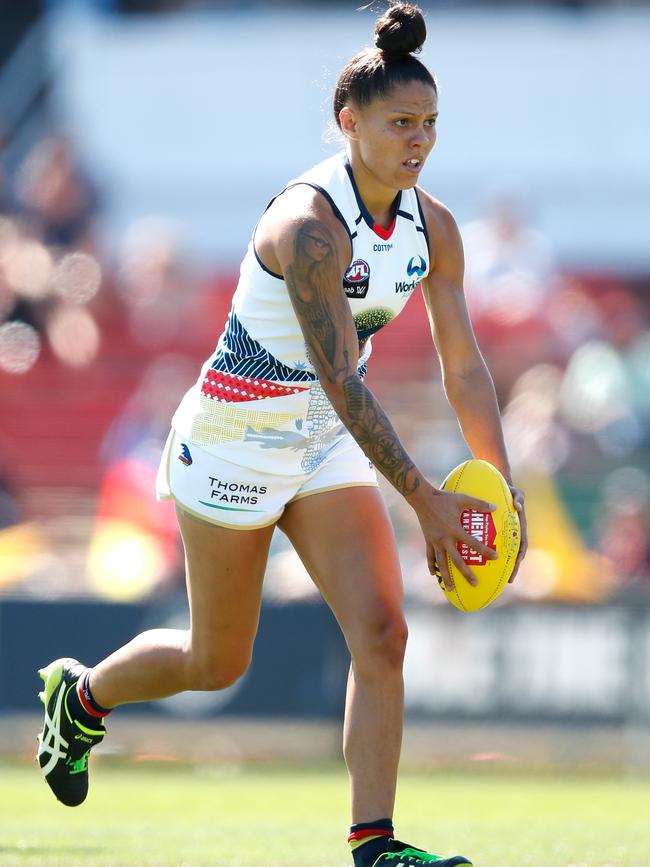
left=374, top=3, right=427, bottom=56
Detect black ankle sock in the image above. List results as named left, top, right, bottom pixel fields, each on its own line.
left=349, top=819, right=394, bottom=867
left=66, top=670, right=111, bottom=729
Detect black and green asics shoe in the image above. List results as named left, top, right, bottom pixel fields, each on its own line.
left=372, top=840, right=472, bottom=866
left=37, top=658, right=105, bottom=806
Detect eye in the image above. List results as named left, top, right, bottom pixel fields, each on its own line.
left=425, top=117, right=437, bottom=127
left=394, top=118, right=408, bottom=127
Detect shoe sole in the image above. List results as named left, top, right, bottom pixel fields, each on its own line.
left=37, top=658, right=67, bottom=713
left=36, top=658, right=79, bottom=765
left=37, top=658, right=67, bottom=758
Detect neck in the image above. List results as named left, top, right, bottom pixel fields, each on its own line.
left=347, top=151, right=399, bottom=229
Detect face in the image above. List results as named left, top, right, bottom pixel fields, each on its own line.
left=340, top=80, right=438, bottom=193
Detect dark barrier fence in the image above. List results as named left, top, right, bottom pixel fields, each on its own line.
left=2, top=597, right=649, bottom=724
left=403, top=602, right=650, bottom=725
left=0, top=596, right=349, bottom=718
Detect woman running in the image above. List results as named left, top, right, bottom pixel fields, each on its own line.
left=37, top=4, right=527, bottom=865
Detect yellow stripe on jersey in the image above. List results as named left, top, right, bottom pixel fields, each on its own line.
left=191, top=395, right=299, bottom=446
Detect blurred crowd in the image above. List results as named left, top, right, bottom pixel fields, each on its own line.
left=0, top=132, right=101, bottom=373
left=461, top=195, right=650, bottom=603
left=0, top=130, right=648, bottom=604
left=0, top=130, right=219, bottom=597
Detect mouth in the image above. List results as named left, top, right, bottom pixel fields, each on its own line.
left=403, top=157, right=424, bottom=173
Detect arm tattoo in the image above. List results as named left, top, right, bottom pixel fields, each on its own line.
left=285, top=220, right=351, bottom=384
left=343, top=376, right=421, bottom=497
left=284, top=218, right=420, bottom=498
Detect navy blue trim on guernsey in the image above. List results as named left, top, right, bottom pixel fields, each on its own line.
left=251, top=192, right=284, bottom=280
left=253, top=244, right=283, bottom=280
left=251, top=180, right=353, bottom=277
left=284, top=181, right=353, bottom=242
left=211, top=308, right=317, bottom=383
left=396, top=209, right=414, bottom=221
left=414, top=187, right=430, bottom=249
left=251, top=175, right=355, bottom=278
left=344, top=160, right=402, bottom=235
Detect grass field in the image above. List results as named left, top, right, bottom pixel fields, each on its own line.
left=1, top=759, right=649, bottom=867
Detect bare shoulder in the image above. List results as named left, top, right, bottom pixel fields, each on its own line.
left=257, top=183, right=351, bottom=275
left=416, top=187, right=464, bottom=278
left=416, top=187, right=462, bottom=248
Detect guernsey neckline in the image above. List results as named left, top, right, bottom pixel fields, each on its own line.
left=344, top=159, right=402, bottom=242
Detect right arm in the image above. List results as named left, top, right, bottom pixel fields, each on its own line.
left=283, top=215, right=423, bottom=499
left=259, top=188, right=495, bottom=586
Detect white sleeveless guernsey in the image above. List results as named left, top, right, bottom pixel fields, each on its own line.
left=171, top=152, right=430, bottom=475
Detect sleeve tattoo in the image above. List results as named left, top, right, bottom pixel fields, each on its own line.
left=284, top=219, right=421, bottom=497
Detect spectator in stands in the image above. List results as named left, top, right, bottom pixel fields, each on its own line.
left=115, top=218, right=202, bottom=351
left=14, top=132, right=100, bottom=252
left=461, top=189, right=556, bottom=396
left=596, top=466, right=650, bottom=597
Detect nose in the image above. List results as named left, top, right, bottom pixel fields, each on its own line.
left=411, top=124, right=433, bottom=148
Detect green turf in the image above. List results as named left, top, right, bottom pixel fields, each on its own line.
left=1, top=759, right=649, bottom=866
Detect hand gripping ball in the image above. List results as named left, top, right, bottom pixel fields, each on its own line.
left=437, top=459, right=520, bottom=612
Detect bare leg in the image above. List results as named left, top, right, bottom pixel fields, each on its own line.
left=89, top=508, right=275, bottom=708
left=279, top=487, right=406, bottom=823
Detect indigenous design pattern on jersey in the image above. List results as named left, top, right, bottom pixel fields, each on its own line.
left=171, top=152, right=430, bottom=474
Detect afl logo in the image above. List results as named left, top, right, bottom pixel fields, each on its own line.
left=344, top=259, right=370, bottom=299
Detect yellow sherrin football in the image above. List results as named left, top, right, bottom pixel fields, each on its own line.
left=437, top=459, right=520, bottom=612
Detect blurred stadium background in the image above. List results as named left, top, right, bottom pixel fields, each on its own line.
left=1, top=0, right=649, bottom=777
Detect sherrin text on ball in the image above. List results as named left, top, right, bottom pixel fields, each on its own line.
left=438, top=459, right=520, bottom=612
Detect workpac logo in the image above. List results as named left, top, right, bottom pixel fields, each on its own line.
left=396, top=255, right=428, bottom=294
left=178, top=443, right=193, bottom=466
left=407, top=255, right=427, bottom=278
left=343, top=258, right=370, bottom=299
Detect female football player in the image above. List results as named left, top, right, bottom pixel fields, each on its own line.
left=38, top=4, right=526, bottom=865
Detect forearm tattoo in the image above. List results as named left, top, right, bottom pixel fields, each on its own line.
left=342, top=376, right=421, bottom=496
left=285, top=219, right=421, bottom=498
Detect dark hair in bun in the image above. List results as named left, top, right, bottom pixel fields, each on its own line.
left=333, top=2, right=436, bottom=129
left=374, top=3, right=427, bottom=56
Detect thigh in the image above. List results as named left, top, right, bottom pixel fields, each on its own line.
left=177, top=506, right=275, bottom=663
left=278, top=486, right=404, bottom=644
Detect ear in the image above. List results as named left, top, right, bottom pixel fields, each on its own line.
left=338, top=106, right=360, bottom=141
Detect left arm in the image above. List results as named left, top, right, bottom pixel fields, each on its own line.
left=419, top=191, right=527, bottom=579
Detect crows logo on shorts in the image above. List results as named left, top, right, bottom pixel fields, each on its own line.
left=178, top=443, right=193, bottom=466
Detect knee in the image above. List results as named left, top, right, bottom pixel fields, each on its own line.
left=351, top=611, right=408, bottom=674
left=188, top=647, right=251, bottom=692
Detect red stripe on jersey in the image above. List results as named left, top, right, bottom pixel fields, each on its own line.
left=201, top=370, right=310, bottom=403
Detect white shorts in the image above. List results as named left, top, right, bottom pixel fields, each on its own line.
left=156, top=429, right=378, bottom=529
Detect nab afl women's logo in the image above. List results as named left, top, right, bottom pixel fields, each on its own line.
left=343, top=259, right=370, bottom=299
